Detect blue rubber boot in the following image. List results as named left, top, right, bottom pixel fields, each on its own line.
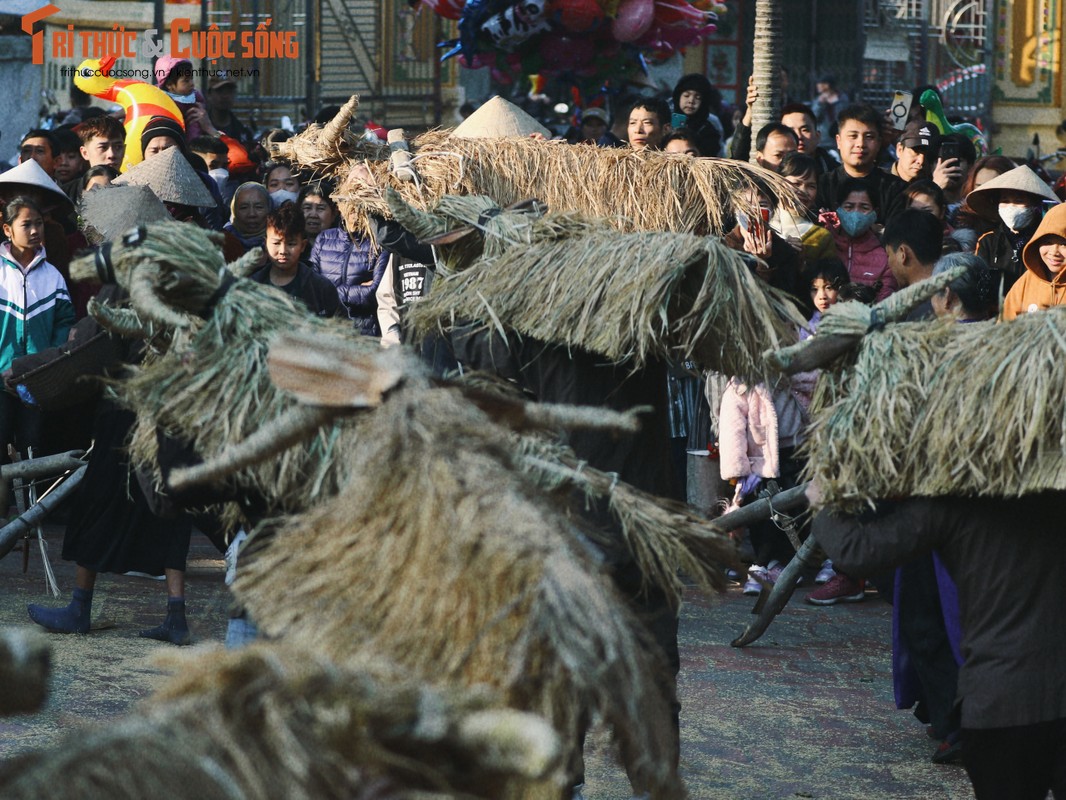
left=139, top=598, right=191, bottom=646
left=27, top=587, right=92, bottom=634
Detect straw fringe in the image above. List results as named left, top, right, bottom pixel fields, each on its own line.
left=234, top=384, right=687, bottom=799
left=805, top=307, right=1066, bottom=509
left=0, top=644, right=563, bottom=799
left=273, top=110, right=800, bottom=238
left=405, top=210, right=804, bottom=379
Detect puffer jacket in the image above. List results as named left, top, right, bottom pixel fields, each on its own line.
left=309, top=227, right=390, bottom=336
left=1003, top=203, right=1066, bottom=320
left=0, top=243, right=75, bottom=373
left=820, top=211, right=897, bottom=300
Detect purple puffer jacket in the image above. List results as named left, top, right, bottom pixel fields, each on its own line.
left=310, top=228, right=389, bottom=336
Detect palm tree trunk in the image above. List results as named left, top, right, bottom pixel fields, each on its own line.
left=750, top=0, right=783, bottom=165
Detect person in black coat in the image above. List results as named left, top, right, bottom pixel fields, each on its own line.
left=810, top=484, right=1066, bottom=800
left=250, top=204, right=340, bottom=318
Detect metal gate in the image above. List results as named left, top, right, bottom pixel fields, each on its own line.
left=861, top=0, right=991, bottom=121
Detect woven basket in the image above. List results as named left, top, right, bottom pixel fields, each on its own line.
left=14, top=331, right=121, bottom=411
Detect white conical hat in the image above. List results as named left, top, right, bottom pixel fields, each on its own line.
left=79, top=184, right=170, bottom=244
left=114, top=146, right=216, bottom=207
left=0, top=159, right=72, bottom=208
left=452, top=96, right=551, bottom=140
left=966, top=164, right=1059, bottom=220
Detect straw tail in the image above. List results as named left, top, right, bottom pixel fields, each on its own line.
left=519, top=443, right=737, bottom=601
left=234, top=387, right=686, bottom=797
left=750, top=0, right=783, bottom=156
left=0, top=644, right=564, bottom=799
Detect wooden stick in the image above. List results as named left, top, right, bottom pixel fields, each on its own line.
left=0, top=465, right=87, bottom=559
left=0, top=451, right=86, bottom=481
left=709, top=482, right=809, bottom=533
left=731, top=533, right=824, bottom=648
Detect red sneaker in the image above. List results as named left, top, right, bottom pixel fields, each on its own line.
left=805, top=574, right=865, bottom=605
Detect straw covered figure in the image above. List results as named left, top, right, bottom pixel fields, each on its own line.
left=0, top=643, right=565, bottom=799
left=269, top=95, right=801, bottom=242
left=54, top=218, right=780, bottom=798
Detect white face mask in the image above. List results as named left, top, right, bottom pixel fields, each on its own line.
left=999, top=203, right=1039, bottom=232
left=270, top=189, right=298, bottom=208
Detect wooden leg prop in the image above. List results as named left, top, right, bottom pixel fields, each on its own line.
left=731, top=534, right=823, bottom=648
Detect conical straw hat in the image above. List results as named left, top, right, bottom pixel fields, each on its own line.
left=79, top=184, right=170, bottom=244
left=966, top=164, right=1059, bottom=221
left=0, top=159, right=73, bottom=209
left=452, top=96, right=551, bottom=140
left=114, top=147, right=216, bottom=207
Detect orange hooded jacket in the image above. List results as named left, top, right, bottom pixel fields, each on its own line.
left=1002, top=203, right=1066, bottom=320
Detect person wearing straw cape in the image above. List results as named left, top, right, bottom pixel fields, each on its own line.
left=807, top=479, right=1066, bottom=799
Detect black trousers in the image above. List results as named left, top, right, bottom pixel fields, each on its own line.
left=963, top=718, right=1066, bottom=799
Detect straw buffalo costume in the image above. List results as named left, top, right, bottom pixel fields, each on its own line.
left=1002, top=202, right=1066, bottom=320
left=814, top=495, right=1066, bottom=799
left=310, top=227, right=389, bottom=336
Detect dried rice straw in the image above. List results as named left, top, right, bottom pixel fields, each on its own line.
left=804, top=306, right=1066, bottom=509
left=0, top=644, right=562, bottom=799
left=402, top=197, right=804, bottom=379
left=273, top=100, right=801, bottom=239
left=235, top=382, right=687, bottom=800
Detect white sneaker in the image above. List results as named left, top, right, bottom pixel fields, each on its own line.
left=815, top=559, right=836, bottom=584
left=743, top=564, right=768, bottom=595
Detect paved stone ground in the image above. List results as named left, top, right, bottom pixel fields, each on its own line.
left=1, top=524, right=973, bottom=798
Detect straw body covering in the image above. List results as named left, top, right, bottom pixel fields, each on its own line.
left=452, top=95, right=552, bottom=139
left=396, top=194, right=805, bottom=379
left=0, top=645, right=563, bottom=799
left=268, top=96, right=797, bottom=239
left=803, top=308, right=1066, bottom=509
left=113, top=146, right=215, bottom=207
left=63, top=221, right=739, bottom=798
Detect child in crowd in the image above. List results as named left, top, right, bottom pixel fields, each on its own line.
left=250, top=204, right=340, bottom=318
left=0, top=196, right=74, bottom=461
left=774, top=153, right=835, bottom=268
left=719, top=260, right=842, bottom=594
left=820, top=177, right=897, bottom=301
left=155, top=56, right=208, bottom=140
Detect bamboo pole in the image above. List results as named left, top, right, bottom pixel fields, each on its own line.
left=0, top=451, right=86, bottom=481
left=0, top=466, right=87, bottom=559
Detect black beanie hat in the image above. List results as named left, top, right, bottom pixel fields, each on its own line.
left=140, top=116, right=187, bottom=156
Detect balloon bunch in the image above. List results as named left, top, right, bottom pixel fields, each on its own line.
left=426, top=0, right=727, bottom=83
